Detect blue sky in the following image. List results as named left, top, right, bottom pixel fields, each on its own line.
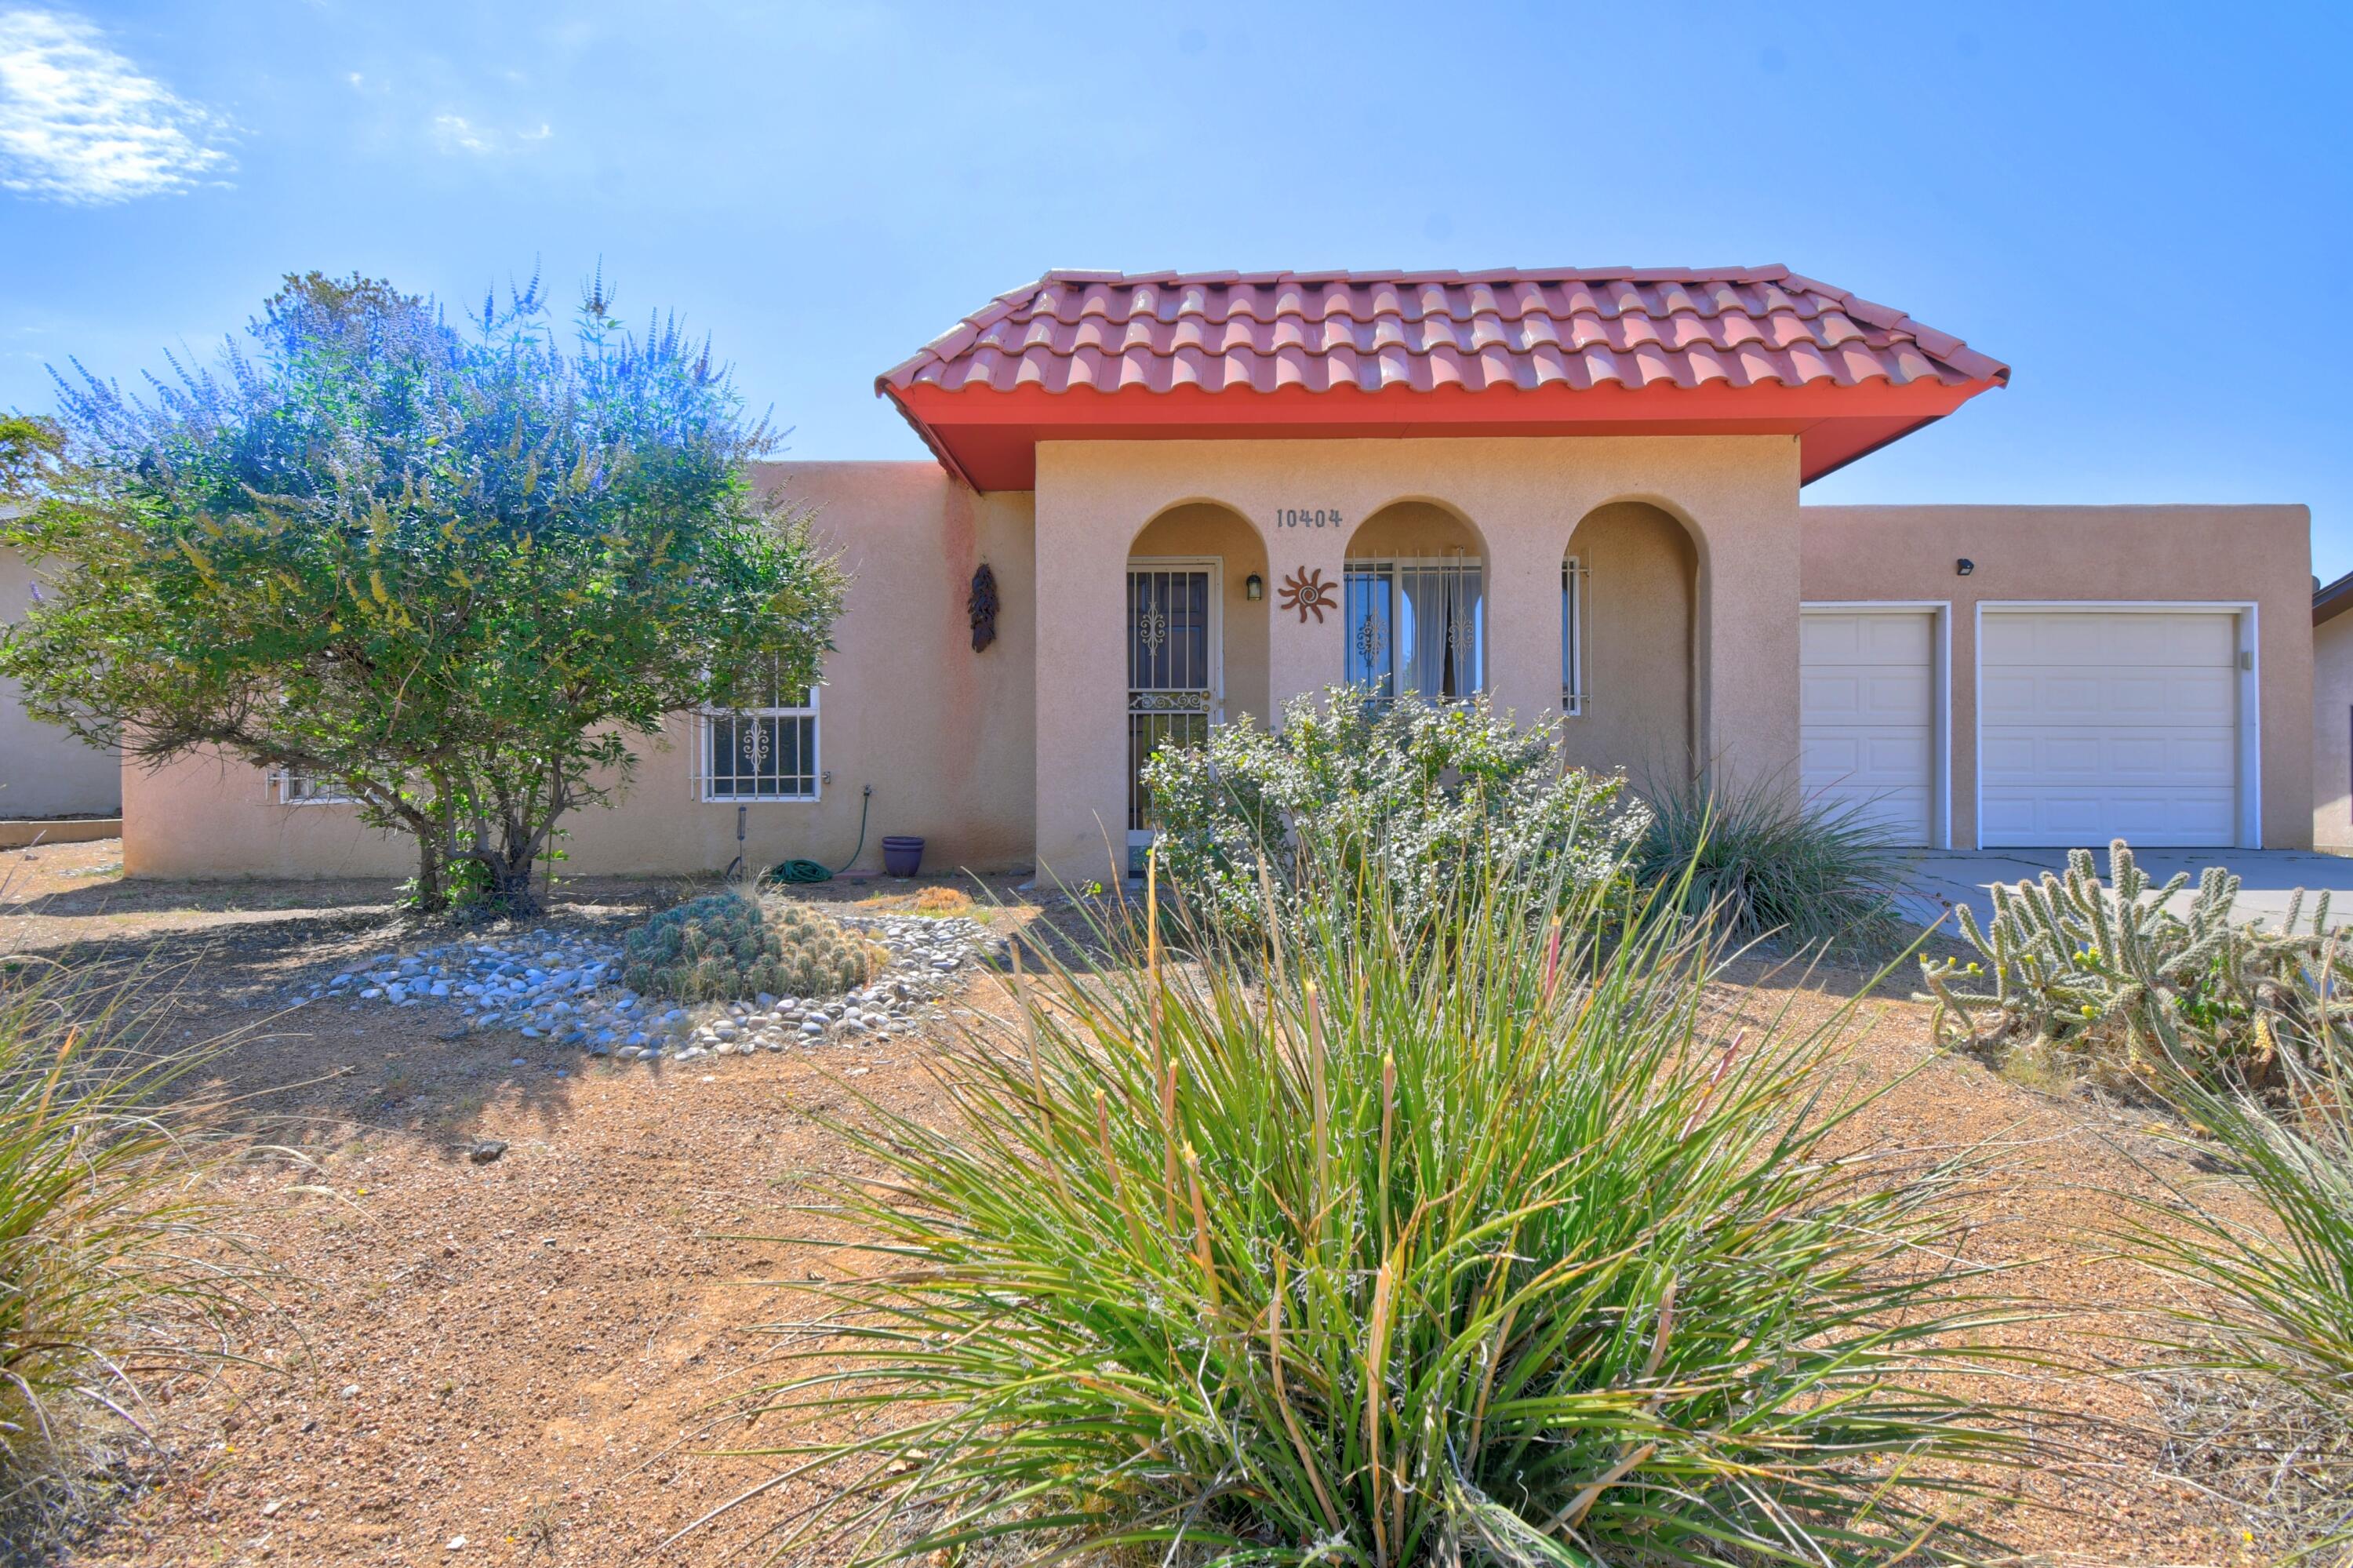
left=4, top=2, right=2348, bottom=573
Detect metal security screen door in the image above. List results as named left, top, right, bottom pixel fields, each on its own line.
left=1344, top=556, right=1485, bottom=700
left=1127, top=562, right=1220, bottom=846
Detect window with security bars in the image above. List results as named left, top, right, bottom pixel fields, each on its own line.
left=271, top=770, right=355, bottom=805
left=699, top=660, right=820, bottom=802
left=1562, top=557, right=1587, bottom=715
left=1342, top=556, right=1485, bottom=700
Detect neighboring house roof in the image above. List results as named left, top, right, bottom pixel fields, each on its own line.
left=2317, top=569, right=2353, bottom=627
left=877, top=266, right=2009, bottom=491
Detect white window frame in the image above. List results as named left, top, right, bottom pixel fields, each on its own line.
left=1562, top=555, right=1587, bottom=715
left=697, top=681, right=822, bottom=804
left=270, top=769, right=355, bottom=806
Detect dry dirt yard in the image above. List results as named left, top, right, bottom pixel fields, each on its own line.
left=0, top=838, right=2292, bottom=1566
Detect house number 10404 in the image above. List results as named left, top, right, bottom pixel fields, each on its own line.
left=1275, top=508, right=1343, bottom=529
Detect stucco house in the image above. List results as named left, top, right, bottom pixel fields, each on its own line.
left=2313, top=569, right=2353, bottom=852
left=121, top=267, right=2315, bottom=883
left=2, top=539, right=121, bottom=825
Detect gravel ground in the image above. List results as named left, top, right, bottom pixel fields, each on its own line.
left=0, top=839, right=2298, bottom=1566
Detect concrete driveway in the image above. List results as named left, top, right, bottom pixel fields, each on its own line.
left=1897, top=847, right=2353, bottom=936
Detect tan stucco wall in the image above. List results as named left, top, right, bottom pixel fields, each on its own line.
left=122, top=462, right=1037, bottom=879
left=1801, top=504, right=2313, bottom=851
left=1, top=545, right=121, bottom=818
left=1347, top=500, right=1483, bottom=559
left=2315, top=609, right=2353, bottom=851
left=1564, top=502, right=1697, bottom=784
left=1031, top=435, right=1807, bottom=881
left=111, top=447, right=2319, bottom=880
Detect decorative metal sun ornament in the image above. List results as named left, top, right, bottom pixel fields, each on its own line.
left=1278, top=566, right=1338, bottom=624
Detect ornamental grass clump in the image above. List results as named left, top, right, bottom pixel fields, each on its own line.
left=1634, top=771, right=1912, bottom=948
left=621, top=890, right=882, bottom=1002
left=0, top=967, right=242, bottom=1540
left=740, top=839, right=2026, bottom=1566
left=2114, top=1002, right=2353, bottom=1557
left=1138, top=685, right=1643, bottom=951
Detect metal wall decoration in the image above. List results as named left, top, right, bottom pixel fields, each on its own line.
left=1278, top=565, right=1339, bottom=624
left=967, top=562, right=999, bottom=652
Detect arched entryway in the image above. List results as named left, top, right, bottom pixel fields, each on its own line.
left=1341, top=501, right=1488, bottom=699
left=1562, top=501, right=1698, bottom=779
left=1123, top=503, right=1270, bottom=857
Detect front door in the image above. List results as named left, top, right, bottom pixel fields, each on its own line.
left=1126, top=561, right=1220, bottom=867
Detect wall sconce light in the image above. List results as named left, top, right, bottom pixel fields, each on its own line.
left=1955, top=558, right=1975, bottom=577
left=1245, top=573, right=1264, bottom=601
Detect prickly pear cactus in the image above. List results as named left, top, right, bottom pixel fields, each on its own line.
left=1918, top=839, right=2339, bottom=1091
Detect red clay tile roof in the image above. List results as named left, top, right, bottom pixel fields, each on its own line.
left=878, top=267, right=2007, bottom=489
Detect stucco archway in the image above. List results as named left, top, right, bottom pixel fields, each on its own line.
left=1340, top=500, right=1489, bottom=700
left=1126, top=501, right=1272, bottom=727
left=1562, top=500, right=1700, bottom=780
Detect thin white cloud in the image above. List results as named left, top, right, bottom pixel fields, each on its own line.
left=430, top=111, right=551, bottom=157
left=431, top=111, right=490, bottom=155
left=0, top=8, right=233, bottom=203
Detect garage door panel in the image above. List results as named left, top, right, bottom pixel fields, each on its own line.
left=1978, top=609, right=2240, bottom=848
left=1982, top=788, right=2235, bottom=845
left=1983, top=729, right=2236, bottom=788
left=1835, top=788, right=1933, bottom=836
left=1801, top=609, right=1936, bottom=846
left=1984, top=612, right=2236, bottom=666
left=1802, top=613, right=1932, bottom=663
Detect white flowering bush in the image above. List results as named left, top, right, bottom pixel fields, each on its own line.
left=1138, top=686, right=1643, bottom=946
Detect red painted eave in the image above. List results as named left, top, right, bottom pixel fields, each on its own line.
left=883, top=378, right=1998, bottom=491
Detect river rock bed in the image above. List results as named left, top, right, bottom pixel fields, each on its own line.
left=285, top=914, right=996, bottom=1061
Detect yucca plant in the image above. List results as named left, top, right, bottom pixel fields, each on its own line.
left=732, top=838, right=2028, bottom=1566
left=1635, top=773, right=1911, bottom=948
left=2117, top=998, right=2353, bottom=1556
left=0, top=964, right=242, bottom=1538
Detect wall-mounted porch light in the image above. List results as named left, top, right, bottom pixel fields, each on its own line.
left=1955, top=558, right=1975, bottom=577
left=1245, top=573, right=1264, bottom=601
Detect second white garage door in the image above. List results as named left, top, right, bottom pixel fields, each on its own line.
left=1978, top=609, right=2242, bottom=848
left=1801, top=609, right=1937, bottom=844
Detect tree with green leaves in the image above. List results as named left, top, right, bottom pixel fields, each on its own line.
left=1, top=271, right=845, bottom=914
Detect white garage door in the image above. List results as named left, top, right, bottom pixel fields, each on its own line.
left=1979, top=609, right=2241, bottom=848
left=1801, top=609, right=1937, bottom=844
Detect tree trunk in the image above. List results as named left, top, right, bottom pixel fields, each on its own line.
left=487, top=848, right=541, bottom=917
left=409, top=828, right=448, bottom=911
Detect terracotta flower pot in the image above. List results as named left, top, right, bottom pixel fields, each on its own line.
left=882, top=835, right=925, bottom=878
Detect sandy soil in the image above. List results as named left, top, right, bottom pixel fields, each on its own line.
left=0, top=838, right=2292, bottom=1566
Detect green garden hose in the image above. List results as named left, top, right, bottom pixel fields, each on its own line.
left=770, top=784, right=870, bottom=884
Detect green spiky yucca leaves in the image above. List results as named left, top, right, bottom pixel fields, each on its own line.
left=2115, top=991, right=2353, bottom=1557
left=0, top=968, right=244, bottom=1530
left=1635, top=775, right=1911, bottom=949
left=1918, top=841, right=2341, bottom=1094
left=739, top=842, right=2028, bottom=1566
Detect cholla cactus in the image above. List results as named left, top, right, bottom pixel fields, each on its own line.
left=624, top=890, right=885, bottom=1002
left=1918, top=839, right=2337, bottom=1092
